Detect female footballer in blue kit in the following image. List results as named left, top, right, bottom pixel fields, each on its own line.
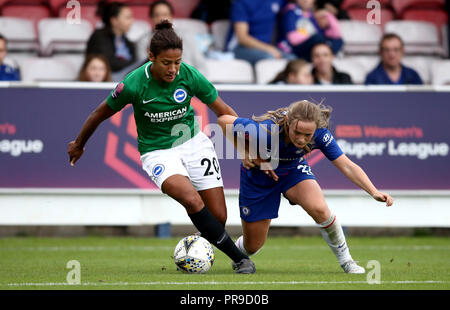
left=218, top=100, right=394, bottom=273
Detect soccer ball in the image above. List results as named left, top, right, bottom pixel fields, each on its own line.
left=173, top=235, right=214, bottom=273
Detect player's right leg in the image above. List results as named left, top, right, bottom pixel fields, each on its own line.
left=232, top=218, right=271, bottom=270
left=236, top=218, right=271, bottom=256
left=284, top=179, right=365, bottom=274
left=161, top=175, right=255, bottom=274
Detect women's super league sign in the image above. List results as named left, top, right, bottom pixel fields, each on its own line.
left=0, top=86, right=449, bottom=190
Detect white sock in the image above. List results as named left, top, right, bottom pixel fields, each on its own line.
left=235, top=235, right=260, bottom=256
left=318, top=212, right=353, bottom=265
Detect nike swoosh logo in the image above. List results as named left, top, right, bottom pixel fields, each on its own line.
left=216, top=233, right=227, bottom=245
left=143, top=98, right=157, bottom=104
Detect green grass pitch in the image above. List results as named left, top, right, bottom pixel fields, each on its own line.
left=0, top=236, right=449, bottom=290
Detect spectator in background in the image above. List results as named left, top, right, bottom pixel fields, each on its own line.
left=86, top=1, right=136, bottom=75
left=135, top=0, right=175, bottom=63
left=315, top=0, right=349, bottom=20
left=0, top=35, right=20, bottom=81
left=278, top=0, right=343, bottom=62
left=150, top=0, right=174, bottom=27
left=78, top=54, right=112, bottom=82
left=191, top=0, right=231, bottom=23
left=145, top=0, right=207, bottom=73
left=365, top=33, right=423, bottom=85
left=311, top=42, right=352, bottom=84
left=226, top=0, right=292, bottom=65
left=446, top=0, right=450, bottom=59
left=270, top=59, right=313, bottom=84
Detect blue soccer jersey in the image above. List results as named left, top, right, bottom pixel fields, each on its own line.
left=232, top=117, right=343, bottom=222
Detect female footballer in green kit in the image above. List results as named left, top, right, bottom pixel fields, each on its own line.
left=67, top=20, right=256, bottom=273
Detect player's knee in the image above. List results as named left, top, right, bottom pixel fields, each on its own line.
left=180, top=194, right=205, bottom=213
left=213, top=210, right=227, bottom=225
left=311, top=206, right=330, bottom=223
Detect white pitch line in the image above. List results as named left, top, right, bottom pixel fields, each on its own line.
left=1, top=245, right=449, bottom=252
left=4, top=280, right=449, bottom=287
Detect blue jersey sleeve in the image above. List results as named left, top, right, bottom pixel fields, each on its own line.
left=313, top=128, right=343, bottom=161
left=232, top=118, right=278, bottom=150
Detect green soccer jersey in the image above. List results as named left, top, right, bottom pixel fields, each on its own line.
left=106, top=61, right=218, bottom=155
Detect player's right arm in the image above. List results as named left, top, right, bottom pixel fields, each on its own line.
left=69, top=78, right=134, bottom=166
left=68, top=100, right=116, bottom=166
left=218, top=115, right=279, bottom=180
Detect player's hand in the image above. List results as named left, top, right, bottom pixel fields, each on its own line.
left=372, top=191, right=394, bottom=207
left=68, top=141, right=84, bottom=166
left=242, top=156, right=279, bottom=181
left=242, top=157, right=257, bottom=169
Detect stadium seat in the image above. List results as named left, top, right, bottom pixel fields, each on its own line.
left=57, top=2, right=101, bottom=29
left=254, top=59, right=289, bottom=84
left=38, top=18, right=94, bottom=56
left=126, top=19, right=151, bottom=42
left=391, top=0, right=445, bottom=18
left=172, top=18, right=209, bottom=35
left=333, top=57, right=368, bottom=84
left=401, top=9, right=448, bottom=36
left=18, top=56, right=79, bottom=81
left=0, top=1, right=51, bottom=30
left=342, top=0, right=391, bottom=10
left=6, top=52, right=39, bottom=66
left=339, top=20, right=382, bottom=55
left=48, top=0, right=99, bottom=15
left=347, top=8, right=395, bottom=29
left=431, top=59, right=450, bottom=85
left=127, top=5, right=150, bottom=21
left=442, top=24, right=449, bottom=58
left=0, top=17, right=38, bottom=52
left=52, top=53, right=86, bottom=76
left=340, top=55, right=379, bottom=73
left=167, top=0, right=200, bottom=18
left=402, top=56, right=439, bottom=84
left=172, top=19, right=210, bottom=67
left=126, top=20, right=151, bottom=62
left=384, top=20, right=446, bottom=56
left=203, top=59, right=254, bottom=84
left=211, top=19, right=231, bottom=52
left=1, top=56, right=19, bottom=71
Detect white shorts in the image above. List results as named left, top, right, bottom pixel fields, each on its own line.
left=140, top=131, right=224, bottom=191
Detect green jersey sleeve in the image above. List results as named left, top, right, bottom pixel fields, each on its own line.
left=190, top=66, right=218, bottom=105
left=106, top=80, right=135, bottom=111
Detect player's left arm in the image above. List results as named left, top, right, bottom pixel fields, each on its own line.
left=208, top=95, right=238, bottom=118
left=332, top=154, right=394, bottom=207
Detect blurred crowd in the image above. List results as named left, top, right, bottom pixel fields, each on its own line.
left=1, top=0, right=449, bottom=85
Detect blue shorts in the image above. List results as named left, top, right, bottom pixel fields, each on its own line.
left=239, top=161, right=316, bottom=222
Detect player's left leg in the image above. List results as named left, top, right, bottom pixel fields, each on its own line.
left=198, top=187, right=227, bottom=226
left=284, top=179, right=365, bottom=274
